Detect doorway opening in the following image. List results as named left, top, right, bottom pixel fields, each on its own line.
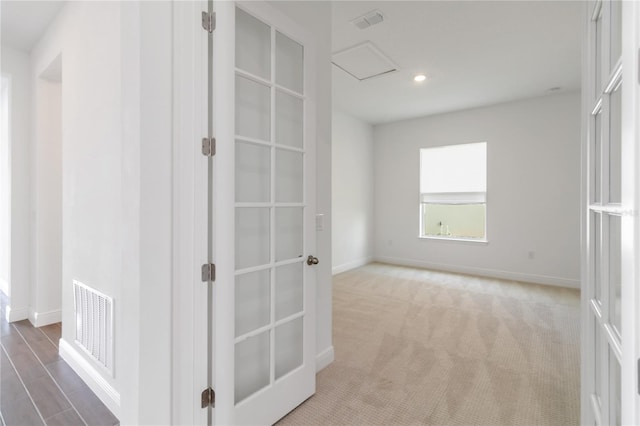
left=0, top=74, right=10, bottom=299
left=32, top=54, right=62, bottom=327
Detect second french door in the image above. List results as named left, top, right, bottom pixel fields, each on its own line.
left=582, top=1, right=639, bottom=425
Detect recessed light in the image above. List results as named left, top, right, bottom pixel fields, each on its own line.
left=414, top=74, right=426, bottom=83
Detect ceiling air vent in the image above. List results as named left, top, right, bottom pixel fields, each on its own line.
left=351, top=10, right=384, bottom=30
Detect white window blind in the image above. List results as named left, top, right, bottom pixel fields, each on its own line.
left=420, top=142, right=486, bottom=196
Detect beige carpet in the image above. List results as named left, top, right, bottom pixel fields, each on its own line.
left=277, top=263, right=580, bottom=426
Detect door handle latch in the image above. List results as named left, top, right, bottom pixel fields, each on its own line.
left=307, top=255, right=319, bottom=266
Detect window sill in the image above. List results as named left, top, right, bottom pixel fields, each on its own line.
left=418, top=236, right=488, bottom=244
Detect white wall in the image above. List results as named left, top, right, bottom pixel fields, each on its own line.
left=30, top=0, right=123, bottom=415
left=0, top=75, right=10, bottom=296
left=15, top=2, right=331, bottom=425
left=374, top=92, right=582, bottom=288
left=0, top=46, right=31, bottom=320
left=29, top=3, right=176, bottom=423
left=270, top=1, right=334, bottom=370
left=332, top=110, right=374, bottom=274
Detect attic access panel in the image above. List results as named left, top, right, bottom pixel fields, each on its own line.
left=332, top=41, right=398, bottom=81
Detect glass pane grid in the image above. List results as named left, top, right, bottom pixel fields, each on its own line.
left=233, top=6, right=306, bottom=406
left=586, top=1, right=625, bottom=425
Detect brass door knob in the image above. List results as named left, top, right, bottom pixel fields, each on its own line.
left=307, top=255, right=319, bottom=266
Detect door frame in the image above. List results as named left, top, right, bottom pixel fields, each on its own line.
left=171, top=1, right=209, bottom=424
left=621, top=1, right=640, bottom=422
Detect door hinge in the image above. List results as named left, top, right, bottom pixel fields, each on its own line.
left=202, top=137, right=216, bottom=156
left=201, top=387, right=215, bottom=408
left=201, top=263, right=215, bottom=282
left=202, top=11, right=216, bottom=33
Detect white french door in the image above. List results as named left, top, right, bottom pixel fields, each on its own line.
left=582, top=1, right=640, bottom=425
left=209, top=2, right=317, bottom=425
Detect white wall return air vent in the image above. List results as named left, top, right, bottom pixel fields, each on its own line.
left=73, top=280, right=114, bottom=375
left=351, top=10, right=384, bottom=30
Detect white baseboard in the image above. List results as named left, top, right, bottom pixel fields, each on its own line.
left=374, top=256, right=580, bottom=289
left=315, top=346, right=334, bottom=372
left=6, top=305, right=29, bottom=322
left=29, top=309, right=62, bottom=327
left=59, top=338, right=121, bottom=418
left=332, top=257, right=373, bottom=275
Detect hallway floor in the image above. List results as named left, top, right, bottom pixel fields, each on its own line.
left=0, top=292, right=119, bottom=426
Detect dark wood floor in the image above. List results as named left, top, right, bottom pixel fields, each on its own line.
left=0, top=292, right=119, bottom=426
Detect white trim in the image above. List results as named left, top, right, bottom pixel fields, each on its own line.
left=59, top=338, right=120, bottom=418
left=620, top=1, right=640, bottom=423
left=315, top=346, right=334, bottom=372
left=28, top=308, right=61, bottom=327
left=5, top=305, right=29, bottom=322
left=374, top=256, right=580, bottom=289
left=332, top=257, right=372, bottom=275
left=420, top=192, right=486, bottom=204
left=418, top=236, right=488, bottom=244
left=171, top=1, right=209, bottom=425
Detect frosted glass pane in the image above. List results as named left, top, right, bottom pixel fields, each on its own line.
left=593, top=213, right=602, bottom=303
left=595, top=14, right=602, bottom=94
left=235, top=270, right=270, bottom=337
left=236, top=141, right=270, bottom=202
left=275, top=318, right=303, bottom=380
left=276, top=31, right=303, bottom=94
left=609, top=84, right=622, bottom=203
left=276, top=149, right=303, bottom=202
left=275, top=208, right=303, bottom=262
left=236, top=75, right=270, bottom=141
left=610, top=1, right=622, bottom=69
left=235, top=331, right=270, bottom=403
left=610, top=350, right=621, bottom=426
left=594, top=319, right=602, bottom=409
left=275, top=262, right=303, bottom=320
left=276, top=91, right=303, bottom=149
left=236, top=208, right=270, bottom=269
left=594, top=112, right=601, bottom=202
left=609, top=214, right=621, bottom=337
left=235, top=8, right=270, bottom=79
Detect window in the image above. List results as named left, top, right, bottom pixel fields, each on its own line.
left=419, top=142, right=487, bottom=241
